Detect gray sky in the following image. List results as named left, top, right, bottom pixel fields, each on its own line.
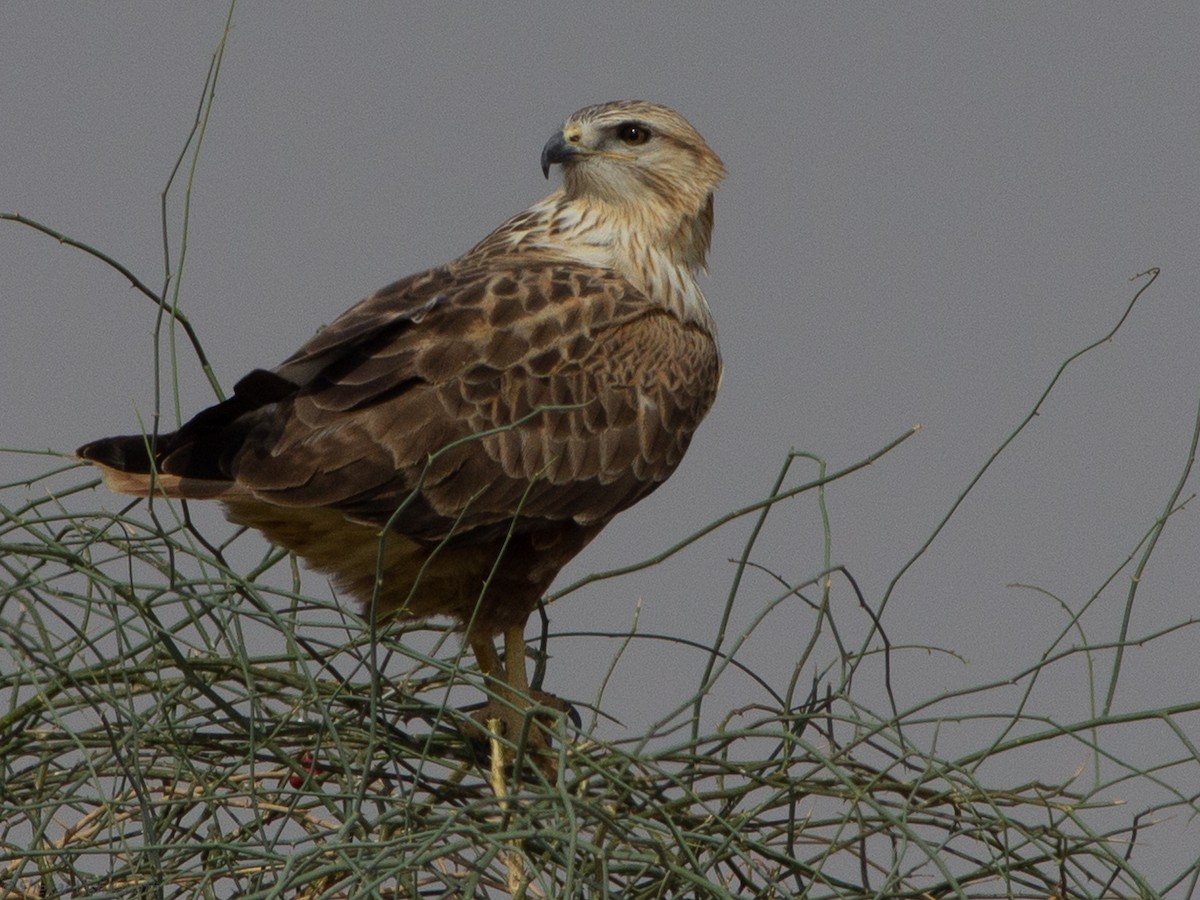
left=4, top=2, right=1199, bottom=881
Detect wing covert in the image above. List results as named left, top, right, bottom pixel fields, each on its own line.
left=227, top=261, right=720, bottom=544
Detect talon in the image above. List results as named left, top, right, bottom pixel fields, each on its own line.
left=462, top=626, right=573, bottom=777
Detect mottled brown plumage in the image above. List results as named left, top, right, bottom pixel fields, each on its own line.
left=78, top=100, right=725, bottom=750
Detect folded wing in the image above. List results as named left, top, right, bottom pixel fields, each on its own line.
left=79, top=259, right=720, bottom=549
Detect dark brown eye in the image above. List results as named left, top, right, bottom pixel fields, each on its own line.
left=617, top=122, right=651, bottom=146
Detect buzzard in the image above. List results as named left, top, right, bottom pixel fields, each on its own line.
left=78, top=100, right=725, bottom=751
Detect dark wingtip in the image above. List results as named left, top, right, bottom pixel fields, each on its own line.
left=76, top=370, right=294, bottom=481
left=76, top=434, right=155, bottom=474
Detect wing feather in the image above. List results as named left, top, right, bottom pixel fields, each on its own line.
left=220, top=260, right=718, bottom=543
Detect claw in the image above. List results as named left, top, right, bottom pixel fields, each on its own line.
left=463, top=625, right=572, bottom=777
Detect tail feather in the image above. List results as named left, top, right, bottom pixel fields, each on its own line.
left=88, top=462, right=239, bottom=500
left=78, top=438, right=244, bottom=500
left=77, top=434, right=156, bottom=474
left=76, top=367, right=297, bottom=500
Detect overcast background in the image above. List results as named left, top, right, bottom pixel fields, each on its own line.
left=3, top=2, right=1199, bottom=883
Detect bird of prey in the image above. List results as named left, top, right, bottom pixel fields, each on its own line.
left=78, top=100, right=725, bottom=752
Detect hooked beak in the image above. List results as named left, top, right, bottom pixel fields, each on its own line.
left=540, top=132, right=582, bottom=179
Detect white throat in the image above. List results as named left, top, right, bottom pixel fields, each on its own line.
left=495, top=193, right=716, bottom=330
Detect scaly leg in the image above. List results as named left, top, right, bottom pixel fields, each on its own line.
left=503, top=624, right=531, bottom=697
left=466, top=626, right=566, bottom=763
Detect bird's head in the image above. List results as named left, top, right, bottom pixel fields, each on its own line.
left=540, top=101, right=725, bottom=265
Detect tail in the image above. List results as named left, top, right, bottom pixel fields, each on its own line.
left=76, top=368, right=297, bottom=500
left=77, top=433, right=240, bottom=499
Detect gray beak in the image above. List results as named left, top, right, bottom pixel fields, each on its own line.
left=540, top=132, right=580, bottom=179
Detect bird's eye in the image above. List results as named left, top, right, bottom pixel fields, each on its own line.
left=617, top=123, right=651, bottom=146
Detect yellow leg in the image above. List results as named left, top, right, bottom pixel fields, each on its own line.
left=465, top=625, right=566, bottom=775
left=470, top=632, right=503, bottom=684
left=468, top=625, right=531, bottom=710
left=467, top=629, right=528, bottom=740
left=504, top=624, right=530, bottom=697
